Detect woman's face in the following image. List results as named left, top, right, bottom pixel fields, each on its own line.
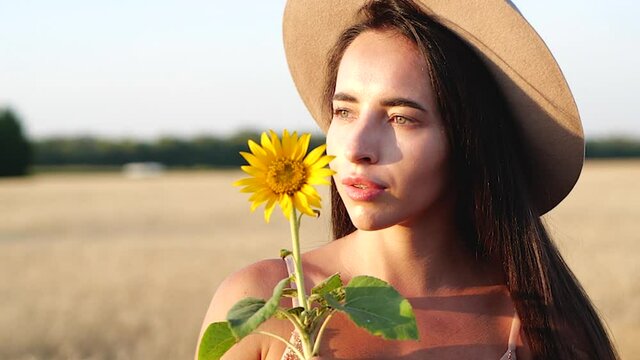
left=327, top=30, right=453, bottom=230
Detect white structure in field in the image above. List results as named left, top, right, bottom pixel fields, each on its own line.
left=122, top=162, right=166, bottom=179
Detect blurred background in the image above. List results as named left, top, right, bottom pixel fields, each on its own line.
left=1, top=0, right=638, bottom=359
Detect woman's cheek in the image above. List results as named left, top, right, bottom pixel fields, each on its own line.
left=326, top=123, right=341, bottom=169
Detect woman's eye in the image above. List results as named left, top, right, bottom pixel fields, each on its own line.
left=333, top=109, right=350, bottom=119
left=391, top=115, right=412, bottom=125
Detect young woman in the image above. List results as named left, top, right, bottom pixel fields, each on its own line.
left=198, top=0, right=619, bottom=358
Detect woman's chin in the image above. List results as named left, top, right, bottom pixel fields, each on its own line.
left=348, top=212, right=396, bottom=231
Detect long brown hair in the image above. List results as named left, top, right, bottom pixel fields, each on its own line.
left=324, top=1, right=618, bottom=358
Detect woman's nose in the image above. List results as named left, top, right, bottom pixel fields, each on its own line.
left=344, top=116, right=380, bottom=165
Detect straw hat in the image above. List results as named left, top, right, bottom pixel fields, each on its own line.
left=282, top=0, right=584, bottom=215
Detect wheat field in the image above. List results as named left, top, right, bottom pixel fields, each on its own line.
left=0, top=161, right=638, bottom=359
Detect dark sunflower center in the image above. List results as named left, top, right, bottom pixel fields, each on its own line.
left=266, top=157, right=307, bottom=195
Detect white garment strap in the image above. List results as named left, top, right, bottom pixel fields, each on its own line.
left=283, top=256, right=300, bottom=307
left=508, top=311, right=521, bottom=351
left=499, top=311, right=521, bottom=360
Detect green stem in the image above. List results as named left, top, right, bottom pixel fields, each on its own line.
left=311, top=311, right=335, bottom=356
left=288, top=207, right=315, bottom=358
left=255, top=331, right=306, bottom=360
left=289, top=207, right=309, bottom=311
left=279, top=310, right=313, bottom=359
left=278, top=309, right=305, bottom=335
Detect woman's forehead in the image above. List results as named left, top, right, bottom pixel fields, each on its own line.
left=335, top=30, right=433, bottom=104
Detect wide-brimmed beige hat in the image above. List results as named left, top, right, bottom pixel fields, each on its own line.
left=282, top=0, right=584, bottom=215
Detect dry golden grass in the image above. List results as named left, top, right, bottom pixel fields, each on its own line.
left=0, top=161, right=637, bottom=359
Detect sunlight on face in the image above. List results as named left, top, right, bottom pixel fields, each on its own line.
left=327, top=30, right=453, bottom=230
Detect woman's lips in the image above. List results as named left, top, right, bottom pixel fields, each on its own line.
left=341, top=176, right=386, bottom=201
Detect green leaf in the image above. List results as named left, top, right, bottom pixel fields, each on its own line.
left=227, top=277, right=289, bottom=339
left=282, top=288, right=298, bottom=298
left=289, top=306, right=305, bottom=317
left=326, top=275, right=419, bottom=341
left=275, top=306, right=304, bottom=320
left=198, top=321, right=237, bottom=360
left=311, top=273, right=343, bottom=296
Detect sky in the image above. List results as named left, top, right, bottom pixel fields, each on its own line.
left=0, top=0, right=638, bottom=140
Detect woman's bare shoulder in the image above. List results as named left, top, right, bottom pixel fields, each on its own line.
left=195, top=258, right=289, bottom=360
left=203, top=258, right=289, bottom=323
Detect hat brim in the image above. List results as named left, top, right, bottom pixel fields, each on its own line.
left=282, top=0, right=584, bottom=215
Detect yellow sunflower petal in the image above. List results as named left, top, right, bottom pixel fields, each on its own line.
left=239, top=184, right=266, bottom=193
left=279, top=195, right=293, bottom=219
left=308, top=176, right=331, bottom=185
left=261, top=132, right=276, bottom=157
left=240, top=165, right=265, bottom=178
left=249, top=188, right=273, bottom=202
left=269, top=130, right=283, bottom=155
left=282, top=129, right=294, bottom=157
left=264, top=198, right=277, bottom=223
left=240, top=151, right=267, bottom=170
left=294, top=133, right=311, bottom=161
left=233, top=177, right=260, bottom=187
left=289, top=131, right=299, bottom=156
left=301, top=185, right=322, bottom=207
left=310, top=155, right=335, bottom=170
left=303, top=194, right=322, bottom=207
left=303, top=144, right=327, bottom=166
left=308, top=197, right=321, bottom=208
left=301, top=183, right=321, bottom=197
left=250, top=199, right=267, bottom=212
left=309, top=168, right=335, bottom=178
left=293, top=192, right=315, bottom=216
left=248, top=139, right=268, bottom=159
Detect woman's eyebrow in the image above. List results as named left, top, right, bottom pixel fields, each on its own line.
left=332, top=92, right=357, bottom=102
left=380, top=98, right=427, bottom=112
left=333, top=92, right=427, bottom=112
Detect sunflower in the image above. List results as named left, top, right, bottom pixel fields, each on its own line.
left=233, top=129, right=335, bottom=222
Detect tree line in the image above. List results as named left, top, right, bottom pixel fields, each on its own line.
left=32, top=132, right=327, bottom=167
left=585, top=138, right=640, bottom=158
left=1, top=108, right=639, bottom=177
left=31, top=135, right=640, bottom=166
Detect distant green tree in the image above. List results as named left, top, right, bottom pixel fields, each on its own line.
left=0, top=108, right=32, bottom=176
left=586, top=137, right=640, bottom=158
left=31, top=131, right=330, bottom=167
